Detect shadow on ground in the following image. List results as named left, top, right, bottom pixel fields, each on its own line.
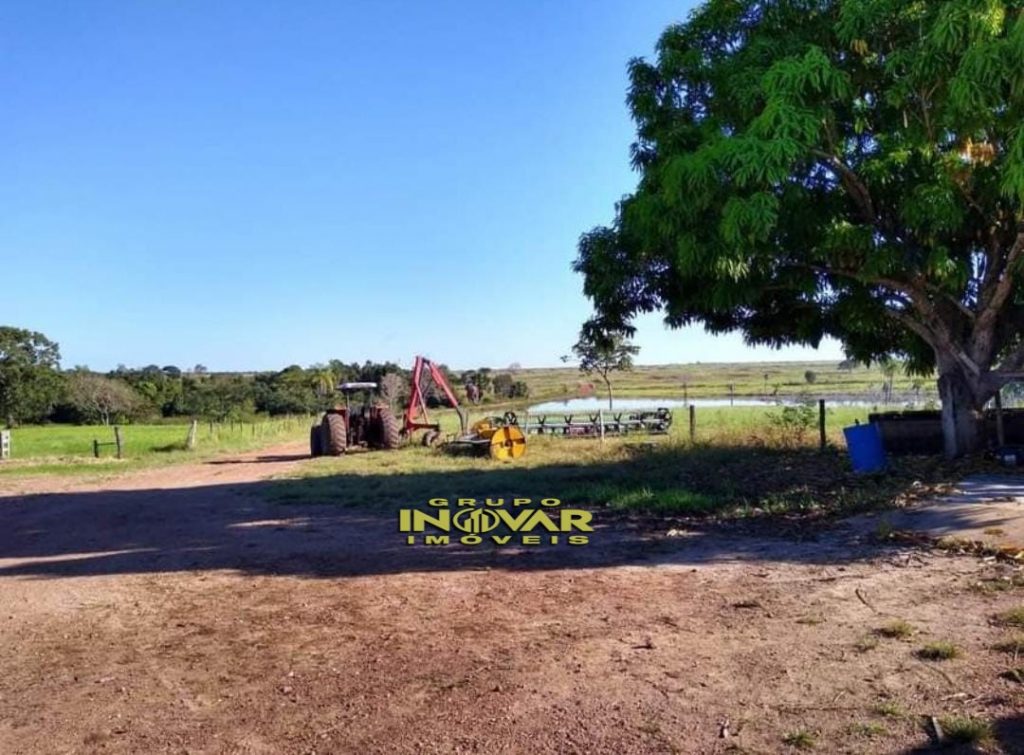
left=0, top=446, right=971, bottom=581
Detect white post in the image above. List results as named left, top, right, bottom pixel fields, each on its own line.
left=598, top=409, right=605, bottom=443
left=0, top=430, right=10, bottom=460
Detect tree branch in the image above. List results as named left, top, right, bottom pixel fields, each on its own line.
left=977, top=229, right=1023, bottom=313
left=978, top=231, right=1024, bottom=324
left=810, top=150, right=876, bottom=225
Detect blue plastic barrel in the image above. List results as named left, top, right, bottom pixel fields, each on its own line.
left=843, top=423, right=887, bottom=473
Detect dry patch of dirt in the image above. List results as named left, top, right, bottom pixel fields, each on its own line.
left=1, top=445, right=1022, bottom=754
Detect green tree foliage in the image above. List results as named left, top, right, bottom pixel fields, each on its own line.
left=492, top=373, right=514, bottom=397
left=574, top=0, right=1024, bottom=456
left=0, top=326, right=64, bottom=426
left=10, top=342, right=427, bottom=425
left=572, top=326, right=640, bottom=409
left=509, top=380, right=530, bottom=398
left=183, top=376, right=255, bottom=421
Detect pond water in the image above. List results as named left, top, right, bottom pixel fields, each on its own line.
left=526, top=396, right=885, bottom=413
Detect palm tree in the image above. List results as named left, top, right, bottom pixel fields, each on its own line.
left=309, top=366, right=336, bottom=407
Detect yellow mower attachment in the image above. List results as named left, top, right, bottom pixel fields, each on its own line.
left=469, top=418, right=527, bottom=460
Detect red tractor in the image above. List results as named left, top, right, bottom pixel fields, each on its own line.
left=309, top=357, right=524, bottom=460
left=309, top=382, right=401, bottom=456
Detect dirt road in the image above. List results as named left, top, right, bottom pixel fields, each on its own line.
left=1, top=443, right=1022, bottom=754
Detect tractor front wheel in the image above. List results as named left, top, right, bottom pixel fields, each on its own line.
left=377, top=408, right=401, bottom=450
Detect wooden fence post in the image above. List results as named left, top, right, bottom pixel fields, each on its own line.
left=598, top=410, right=605, bottom=443
left=689, top=405, right=696, bottom=443
left=186, top=420, right=198, bottom=450
left=818, top=399, right=827, bottom=450
left=93, top=438, right=100, bottom=458
left=995, top=390, right=1006, bottom=447
left=114, top=426, right=123, bottom=459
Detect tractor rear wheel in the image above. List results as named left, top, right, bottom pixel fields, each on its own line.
left=321, top=412, right=347, bottom=455
left=309, top=425, right=323, bottom=457
left=377, top=407, right=401, bottom=450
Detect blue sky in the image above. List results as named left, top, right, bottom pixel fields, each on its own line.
left=2, top=0, right=843, bottom=371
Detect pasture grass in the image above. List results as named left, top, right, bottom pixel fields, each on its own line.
left=996, top=606, right=1024, bottom=628
left=267, top=407, right=958, bottom=523
left=872, top=700, right=907, bottom=718
left=916, top=641, right=961, bottom=661
left=0, top=418, right=309, bottom=477
left=515, top=359, right=935, bottom=404
left=781, top=729, right=816, bottom=749
left=937, top=716, right=992, bottom=745
left=876, top=620, right=915, bottom=640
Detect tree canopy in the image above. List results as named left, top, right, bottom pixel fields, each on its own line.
left=575, top=0, right=1024, bottom=455
left=0, top=327, right=63, bottom=426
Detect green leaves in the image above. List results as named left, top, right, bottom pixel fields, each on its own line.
left=721, top=192, right=780, bottom=248
left=0, top=327, right=64, bottom=426
left=576, top=0, right=1024, bottom=380
left=1002, top=125, right=1024, bottom=204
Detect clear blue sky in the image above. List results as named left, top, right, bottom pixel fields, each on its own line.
left=2, top=0, right=843, bottom=372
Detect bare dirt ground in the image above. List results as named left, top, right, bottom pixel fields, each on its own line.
left=1, top=443, right=1022, bottom=754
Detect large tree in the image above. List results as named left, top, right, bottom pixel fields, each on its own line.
left=0, top=327, right=63, bottom=426
left=575, top=0, right=1024, bottom=457
left=66, top=372, right=142, bottom=425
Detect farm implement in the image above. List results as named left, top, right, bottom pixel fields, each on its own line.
left=310, top=355, right=527, bottom=460
left=521, top=407, right=673, bottom=437
left=405, top=356, right=526, bottom=460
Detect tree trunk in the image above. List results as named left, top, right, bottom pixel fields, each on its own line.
left=604, top=379, right=613, bottom=410
left=936, top=366, right=987, bottom=459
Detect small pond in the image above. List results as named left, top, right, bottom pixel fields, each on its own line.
left=526, top=396, right=884, bottom=413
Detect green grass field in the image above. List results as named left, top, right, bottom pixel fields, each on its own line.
left=513, top=360, right=934, bottom=404
left=0, top=359, right=943, bottom=491
left=0, top=417, right=310, bottom=476
left=1, top=398, right=977, bottom=523
left=268, top=402, right=958, bottom=520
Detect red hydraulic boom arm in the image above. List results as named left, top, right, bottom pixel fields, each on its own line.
left=403, top=356, right=468, bottom=437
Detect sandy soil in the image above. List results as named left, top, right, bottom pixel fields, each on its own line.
left=1, top=443, right=1022, bottom=754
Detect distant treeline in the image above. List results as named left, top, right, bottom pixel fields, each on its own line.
left=0, top=327, right=529, bottom=427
